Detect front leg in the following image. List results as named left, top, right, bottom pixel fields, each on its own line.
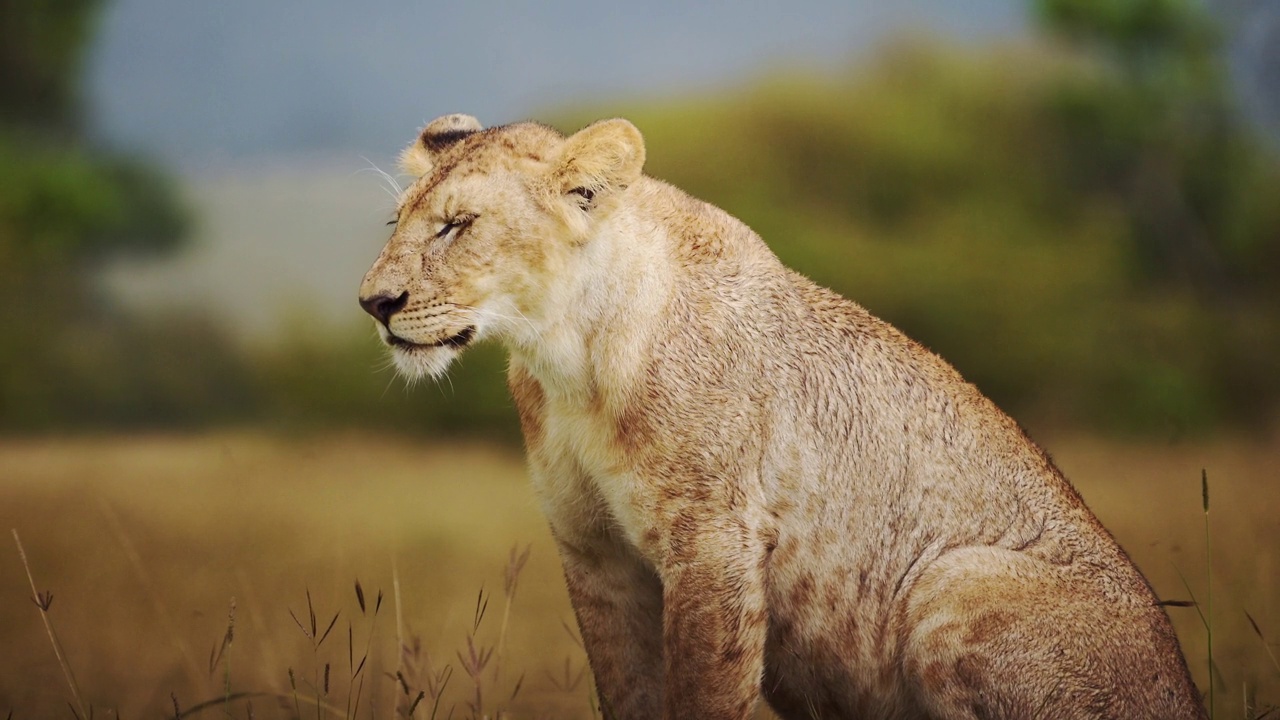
left=658, top=516, right=768, bottom=720
left=557, top=534, right=664, bottom=720
left=551, top=485, right=769, bottom=720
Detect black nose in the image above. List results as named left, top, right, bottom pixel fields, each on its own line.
left=359, top=291, right=409, bottom=325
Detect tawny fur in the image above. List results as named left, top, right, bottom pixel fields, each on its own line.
left=359, top=115, right=1206, bottom=720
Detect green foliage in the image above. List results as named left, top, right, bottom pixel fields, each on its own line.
left=0, top=267, right=256, bottom=432
left=1036, top=0, right=1219, bottom=63
left=1035, top=0, right=1280, bottom=292
left=0, top=141, right=230, bottom=431
left=0, top=0, right=101, bottom=128
left=251, top=325, right=521, bottom=441
left=0, top=132, right=189, bottom=266
left=0, top=0, right=227, bottom=432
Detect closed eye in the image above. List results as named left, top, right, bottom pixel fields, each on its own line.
left=435, top=214, right=477, bottom=239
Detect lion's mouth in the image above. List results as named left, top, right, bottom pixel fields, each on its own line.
left=387, top=326, right=476, bottom=350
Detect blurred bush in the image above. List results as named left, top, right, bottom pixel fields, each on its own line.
left=251, top=321, right=520, bottom=440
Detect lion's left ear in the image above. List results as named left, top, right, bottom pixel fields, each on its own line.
left=550, top=119, right=645, bottom=203
left=399, top=114, right=483, bottom=177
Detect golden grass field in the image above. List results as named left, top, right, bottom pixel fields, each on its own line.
left=2, top=430, right=1278, bottom=718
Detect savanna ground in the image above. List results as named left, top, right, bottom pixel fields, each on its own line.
left=2, top=430, right=1278, bottom=719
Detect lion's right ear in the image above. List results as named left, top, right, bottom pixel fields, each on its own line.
left=551, top=119, right=646, bottom=203
left=399, top=114, right=483, bottom=177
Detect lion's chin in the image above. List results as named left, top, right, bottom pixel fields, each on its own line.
left=381, top=325, right=477, bottom=381
left=390, top=344, right=460, bottom=381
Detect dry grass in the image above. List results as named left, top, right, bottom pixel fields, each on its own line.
left=0, top=433, right=589, bottom=719
left=1, top=430, right=1277, bottom=718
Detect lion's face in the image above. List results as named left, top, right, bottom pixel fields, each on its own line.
left=358, top=114, right=645, bottom=380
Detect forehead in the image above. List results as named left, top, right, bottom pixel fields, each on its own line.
left=399, top=123, right=563, bottom=211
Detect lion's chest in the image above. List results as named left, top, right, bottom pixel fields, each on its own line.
left=526, top=391, right=655, bottom=554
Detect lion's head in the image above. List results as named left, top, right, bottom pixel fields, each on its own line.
left=358, top=114, right=645, bottom=379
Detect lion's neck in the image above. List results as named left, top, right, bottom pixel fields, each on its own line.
left=509, top=203, right=675, bottom=407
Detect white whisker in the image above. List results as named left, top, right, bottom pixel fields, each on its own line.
left=405, top=370, right=422, bottom=391
left=455, top=303, right=540, bottom=341
left=355, top=158, right=405, bottom=208
left=507, top=305, right=540, bottom=340
left=380, top=370, right=399, bottom=399
left=428, top=369, right=455, bottom=397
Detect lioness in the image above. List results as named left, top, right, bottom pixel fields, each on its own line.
left=358, top=114, right=1205, bottom=720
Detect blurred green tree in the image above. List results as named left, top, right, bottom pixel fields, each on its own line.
left=0, top=0, right=98, bottom=131
left=1036, top=0, right=1280, bottom=292
left=0, top=0, right=187, bottom=269
left=0, top=0, right=254, bottom=431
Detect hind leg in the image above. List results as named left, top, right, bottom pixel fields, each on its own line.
left=901, top=547, right=1204, bottom=720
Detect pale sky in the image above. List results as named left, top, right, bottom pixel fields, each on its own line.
left=85, top=0, right=1027, bottom=168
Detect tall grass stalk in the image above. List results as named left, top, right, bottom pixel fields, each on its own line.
left=220, top=598, right=236, bottom=712
left=393, top=554, right=406, bottom=704
left=1245, top=611, right=1280, bottom=679
left=1203, top=469, right=1214, bottom=718
left=347, top=580, right=383, bottom=720
left=289, top=667, right=302, bottom=720
left=1171, top=470, right=1218, bottom=717
left=12, top=528, right=88, bottom=720
left=494, top=545, right=530, bottom=687
left=288, top=590, right=339, bottom=720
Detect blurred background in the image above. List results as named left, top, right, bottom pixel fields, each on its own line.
left=2, top=0, right=1278, bottom=717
